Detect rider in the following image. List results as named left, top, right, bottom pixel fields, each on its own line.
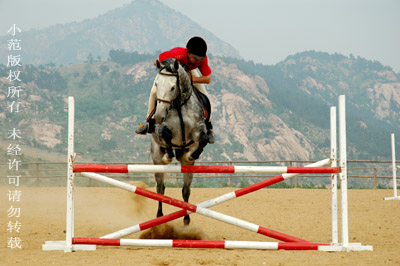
left=135, top=36, right=215, bottom=144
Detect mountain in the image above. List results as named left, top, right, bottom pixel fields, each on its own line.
left=1, top=50, right=399, bottom=163
left=0, top=0, right=240, bottom=65
left=226, top=51, right=400, bottom=159
left=1, top=0, right=399, bottom=164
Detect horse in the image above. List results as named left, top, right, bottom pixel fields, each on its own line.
left=151, top=58, right=209, bottom=225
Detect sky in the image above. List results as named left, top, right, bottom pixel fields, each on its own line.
left=0, top=0, right=399, bottom=72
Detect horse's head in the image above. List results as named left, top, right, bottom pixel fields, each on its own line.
left=153, top=58, right=192, bottom=124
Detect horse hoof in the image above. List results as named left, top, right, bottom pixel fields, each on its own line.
left=183, top=153, right=194, bottom=164
left=183, top=217, right=190, bottom=226
left=162, top=154, right=172, bottom=164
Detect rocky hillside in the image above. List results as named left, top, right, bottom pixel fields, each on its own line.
left=206, top=57, right=317, bottom=161
left=225, top=51, right=400, bottom=159
left=0, top=0, right=240, bottom=65
left=1, top=0, right=398, bottom=163
left=1, top=50, right=399, bottom=163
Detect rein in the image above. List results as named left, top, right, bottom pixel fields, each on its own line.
left=157, top=68, right=194, bottom=148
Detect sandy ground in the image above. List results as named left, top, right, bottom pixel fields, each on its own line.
left=1, top=185, right=399, bottom=266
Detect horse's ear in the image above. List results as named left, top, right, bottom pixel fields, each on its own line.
left=155, top=60, right=161, bottom=69
left=174, top=59, right=179, bottom=71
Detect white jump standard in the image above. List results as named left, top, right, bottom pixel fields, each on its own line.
left=42, top=95, right=373, bottom=252
left=384, top=133, right=400, bottom=200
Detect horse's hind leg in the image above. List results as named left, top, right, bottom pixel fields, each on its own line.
left=182, top=172, right=193, bottom=225
left=177, top=129, right=206, bottom=225
left=151, top=139, right=166, bottom=218
left=176, top=150, right=194, bottom=225
left=155, top=173, right=165, bottom=217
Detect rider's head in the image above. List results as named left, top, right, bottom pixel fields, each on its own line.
left=186, top=36, right=207, bottom=62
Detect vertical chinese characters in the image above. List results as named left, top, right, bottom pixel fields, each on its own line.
left=5, top=24, right=23, bottom=249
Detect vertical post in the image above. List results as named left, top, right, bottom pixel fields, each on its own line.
left=229, top=161, right=233, bottom=187
left=292, top=161, right=298, bottom=188
left=385, top=134, right=399, bottom=200
left=65, top=96, right=75, bottom=252
left=338, top=95, right=349, bottom=248
left=391, top=134, right=397, bottom=197
left=289, top=161, right=293, bottom=188
left=373, top=168, right=377, bottom=190
left=330, top=106, right=338, bottom=245
left=36, top=163, right=40, bottom=185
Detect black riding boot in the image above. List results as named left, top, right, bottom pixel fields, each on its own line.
left=135, top=119, right=155, bottom=135
left=206, top=121, right=215, bottom=144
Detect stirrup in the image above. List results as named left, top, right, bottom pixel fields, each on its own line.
left=135, top=123, right=149, bottom=135
left=135, top=119, right=155, bottom=135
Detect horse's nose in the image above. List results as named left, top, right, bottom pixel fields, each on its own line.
left=154, top=114, right=164, bottom=124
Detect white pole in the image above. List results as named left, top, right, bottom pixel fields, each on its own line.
left=391, top=134, right=397, bottom=198
left=338, top=95, right=349, bottom=248
left=65, top=96, right=75, bottom=253
left=385, top=134, right=400, bottom=200
left=330, top=106, right=338, bottom=245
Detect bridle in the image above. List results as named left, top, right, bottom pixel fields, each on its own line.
left=156, top=71, right=178, bottom=105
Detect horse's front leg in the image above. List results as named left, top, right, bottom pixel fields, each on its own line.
left=155, top=173, right=165, bottom=218
left=160, top=125, right=174, bottom=164
left=182, top=172, right=193, bottom=225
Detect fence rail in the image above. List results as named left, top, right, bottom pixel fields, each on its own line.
left=1, top=160, right=399, bottom=188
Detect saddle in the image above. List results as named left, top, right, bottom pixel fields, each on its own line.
left=193, top=89, right=211, bottom=123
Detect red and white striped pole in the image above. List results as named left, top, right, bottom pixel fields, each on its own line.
left=72, top=237, right=328, bottom=250
left=74, top=164, right=340, bottom=174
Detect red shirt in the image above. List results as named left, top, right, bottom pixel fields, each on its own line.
left=158, top=47, right=212, bottom=76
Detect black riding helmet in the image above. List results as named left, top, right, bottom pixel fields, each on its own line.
left=186, top=36, right=207, bottom=59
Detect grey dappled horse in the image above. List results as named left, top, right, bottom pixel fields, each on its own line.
left=151, top=58, right=209, bottom=225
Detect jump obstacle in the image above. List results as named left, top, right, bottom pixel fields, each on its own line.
left=384, top=133, right=400, bottom=200
left=42, top=95, right=372, bottom=252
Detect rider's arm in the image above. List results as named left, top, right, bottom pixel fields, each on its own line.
left=192, top=74, right=211, bottom=84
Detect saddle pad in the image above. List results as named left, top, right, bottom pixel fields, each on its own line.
left=194, top=90, right=211, bottom=122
